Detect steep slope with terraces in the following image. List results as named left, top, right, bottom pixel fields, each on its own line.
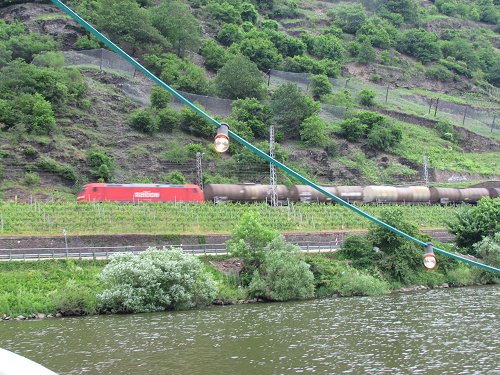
left=0, top=0, right=498, bottom=201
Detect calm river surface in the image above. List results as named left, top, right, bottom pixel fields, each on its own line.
left=1, top=286, right=498, bottom=374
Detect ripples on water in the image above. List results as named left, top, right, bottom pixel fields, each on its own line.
left=1, top=286, right=498, bottom=374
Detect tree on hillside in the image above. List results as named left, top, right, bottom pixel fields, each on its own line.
left=299, top=115, right=328, bottom=147
left=357, top=39, right=376, bottom=65
left=205, top=1, right=242, bottom=25
left=145, top=53, right=211, bottom=95
left=217, top=23, right=244, bottom=46
left=310, top=74, right=333, bottom=100
left=128, top=109, right=158, bottom=134
left=356, top=18, right=398, bottom=49
left=214, top=54, right=267, bottom=99
left=0, top=20, right=60, bottom=64
left=200, top=40, right=227, bottom=71
left=380, top=0, right=419, bottom=23
left=312, top=35, right=345, bottom=63
left=271, top=83, right=320, bottom=137
left=397, top=29, right=442, bottom=64
left=240, top=2, right=258, bottom=24
left=230, top=98, right=272, bottom=138
left=238, top=34, right=283, bottom=70
left=0, top=60, right=87, bottom=108
left=180, top=102, right=216, bottom=138
left=266, top=31, right=306, bottom=57
left=477, top=0, right=499, bottom=24
left=0, top=93, right=56, bottom=135
left=77, top=0, right=169, bottom=55
left=487, top=63, right=500, bottom=87
left=150, top=86, right=171, bottom=110
left=333, top=4, right=367, bottom=34
left=150, top=0, right=201, bottom=57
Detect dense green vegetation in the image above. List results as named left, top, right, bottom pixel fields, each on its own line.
left=447, top=197, right=500, bottom=252
left=1, top=205, right=497, bottom=317
left=0, top=0, right=498, bottom=197
left=0, top=0, right=497, bottom=321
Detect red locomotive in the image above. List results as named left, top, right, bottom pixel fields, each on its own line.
left=77, top=183, right=205, bottom=203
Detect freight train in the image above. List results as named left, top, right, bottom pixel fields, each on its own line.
left=77, top=183, right=499, bottom=204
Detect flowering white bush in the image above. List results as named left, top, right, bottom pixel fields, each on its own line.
left=98, top=247, right=217, bottom=313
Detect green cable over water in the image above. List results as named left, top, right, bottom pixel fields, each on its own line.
left=50, top=0, right=499, bottom=274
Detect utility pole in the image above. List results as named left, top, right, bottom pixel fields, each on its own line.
left=196, top=152, right=203, bottom=189
left=269, top=125, right=278, bottom=207
left=99, top=48, right=104, bottom=72
left=492, top=114, right=496, bottom=133
left=423, top=155, right=429, bottom=187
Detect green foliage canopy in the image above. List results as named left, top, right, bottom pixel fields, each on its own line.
left=77, top=0, right=169, bottom=55
left=214, top=54, right=267, bottom=99
left=397, top=29, right=442, bottom=64
left=150, top=0, right=201, bottom=57
left=128, top=109, right=158, bottom=135
left=180, top=103, right=216, bottom=138
left=238, top=32, right=283, bottom=70
left=310, top=74, right=333, bottom=100
left=271, top=83, right=320, bottom=137
left=312, top=35, right=345, bottom=63
left=333, top=4, right=367, bottom=34
left=230, top=98, right=272, bottom=138
left=200, top=40, right=228, bottom=71
left=447, top=197, right=500, bottom=254
left=227, top=212, right=279, bottom=281
left=248, top=236, right=315, bottom=301
left=145, top=53, right=211, bottom=95
left=150, top=86, right=171, bottom=110
left=299, top=115, right=328, bottom=147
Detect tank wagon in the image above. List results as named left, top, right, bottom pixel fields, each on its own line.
left=204, top=184, right=496, bottom=204
left=204, top=183, right=288, bottom=203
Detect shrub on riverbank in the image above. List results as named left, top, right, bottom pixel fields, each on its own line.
left=306, top=254, right=390, bottom=297
left=471, top=233, right=500, bottom=284
left=98, top=247, right=217, bottom=313
left=226, top=212, right=279, bottom=285
left=447, top=197, right=500, bottom=253
left=248, top=236, right=315, bottom=301
left=336, top=207, right=437, bottom=286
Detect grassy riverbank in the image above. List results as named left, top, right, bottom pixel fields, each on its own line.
left=0, top=259, right=105, bottom=317
left=0, top=253, right=487, bottom=318
left=0, top=202, right=456, bottom=236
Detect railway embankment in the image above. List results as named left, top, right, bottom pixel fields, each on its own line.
left=0, top=229, right=453, bottom=254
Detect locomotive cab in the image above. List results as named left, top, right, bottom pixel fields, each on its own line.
left=77, top=183, right=106, bottom=202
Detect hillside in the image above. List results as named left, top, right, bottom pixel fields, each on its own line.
left=0, top=0, right=499, bottom=201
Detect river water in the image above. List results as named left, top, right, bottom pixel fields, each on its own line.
left=1, top=286, right=498, bottom=374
